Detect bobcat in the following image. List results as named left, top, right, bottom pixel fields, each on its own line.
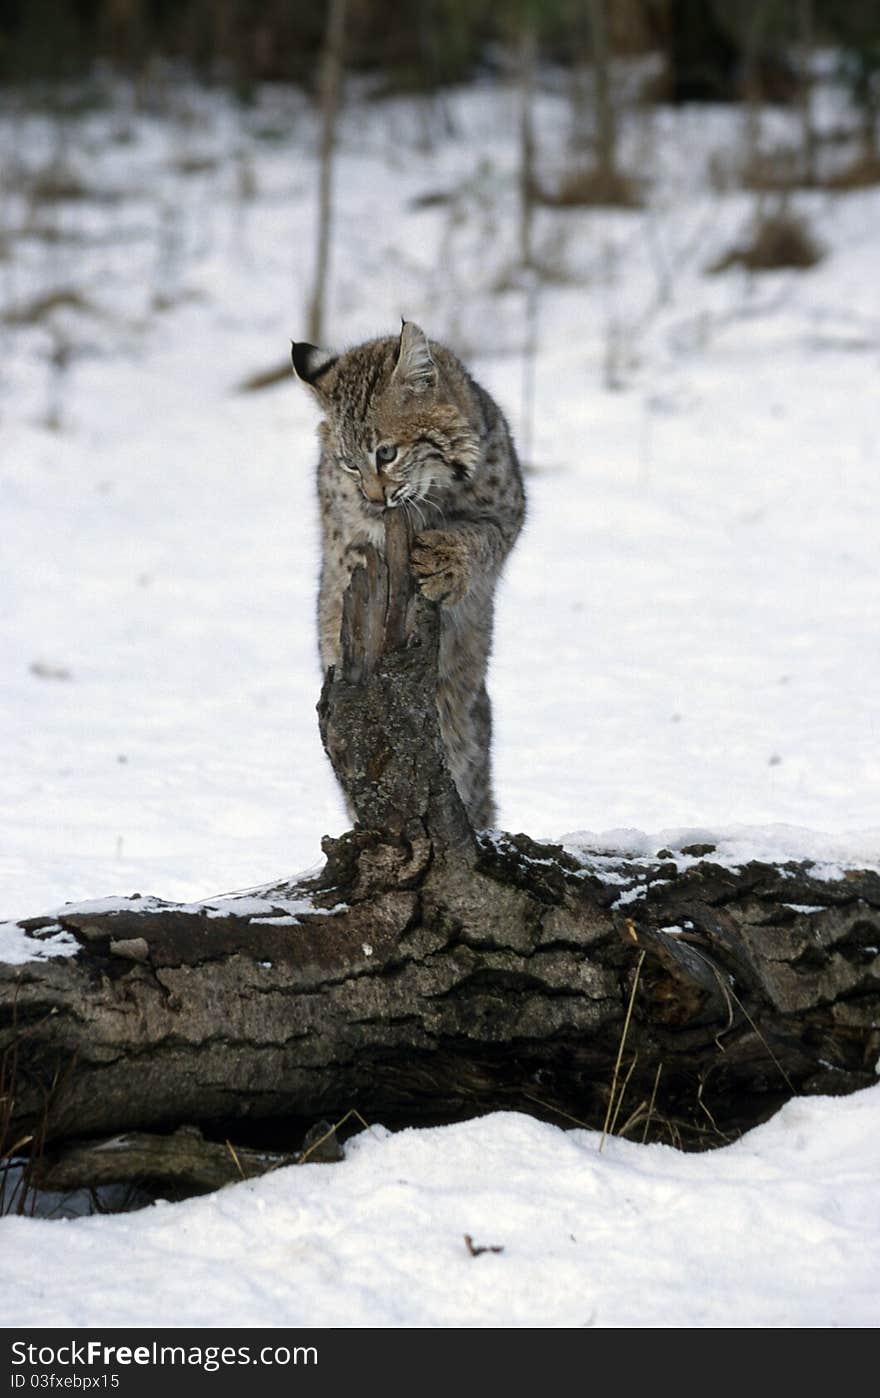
left=291, top=321, right=525, bottom=828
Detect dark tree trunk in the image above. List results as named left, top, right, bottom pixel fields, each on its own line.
left=3, top=513, right=880, bottom=1194
left=306, top=0, right=346, bottom=346
left=586, top=0, right=617, bottom=185
left=516, top=19, right=537, bottom=273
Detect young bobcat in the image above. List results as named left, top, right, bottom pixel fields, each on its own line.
left=291, top=321, right=525, bottom=827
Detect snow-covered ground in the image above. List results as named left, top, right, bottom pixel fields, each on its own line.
left=1, top=72, right=878, bottom=1326
left=4, top=1093, right=880, bottom=1328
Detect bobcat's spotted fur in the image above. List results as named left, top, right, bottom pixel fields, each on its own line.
left=291, top=322, right=525, bottom=827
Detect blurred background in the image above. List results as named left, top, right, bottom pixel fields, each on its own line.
left=2, top=1, right=879, bottom=919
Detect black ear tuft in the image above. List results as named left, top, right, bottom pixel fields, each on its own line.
left=290, top=341, right=337, bottom=386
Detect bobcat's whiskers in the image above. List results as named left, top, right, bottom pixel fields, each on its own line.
left=401, top=494, right=427, bottom=531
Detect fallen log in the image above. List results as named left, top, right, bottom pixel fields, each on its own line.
left=2, top=510, right=879, bottom=1194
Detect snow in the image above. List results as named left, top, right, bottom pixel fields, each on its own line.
left=3, top=1093, right=879, bottom=1327
left=1, top=69, right=879, bottom=1326
left=0, top=888, right=347, bottom=965
left=561, top=822, right=880, bottom=897
left=0, top=921, right=78, bottom=964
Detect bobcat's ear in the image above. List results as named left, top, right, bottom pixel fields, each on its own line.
left=392, top=321, right=437, bottom=394
left=291, top=341, right=337, bottom=395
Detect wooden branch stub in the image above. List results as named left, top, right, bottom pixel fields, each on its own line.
left=382, top=507, right=416, bottom=653
left=338, top=511, right=415, bottom=684
left=318, top=505, right=472, bottom=850
left=35, top=1126, right=294, bottom=1197
left=339, top=547, right=385, bottom=686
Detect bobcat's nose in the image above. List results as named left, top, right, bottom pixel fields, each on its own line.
left=359, top=473, right=386, bottom=505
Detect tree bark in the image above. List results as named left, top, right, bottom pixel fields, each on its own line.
left=306, top=0, right=346, bottom=345
left=517, top=20, right=537, bottom=273
left=586, top=0, right=617, bottom=185
left=3, top=513, right=880, bottom=1193
left=798, top=0, right=817, bottom=185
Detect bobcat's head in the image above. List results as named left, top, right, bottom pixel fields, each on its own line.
left=291, top=322, right=479, bottom=511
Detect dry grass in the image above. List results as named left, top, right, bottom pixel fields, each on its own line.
left=599, top=946, right=645, bottom=1152
left=238, top=359, right=293, bottom=393
left=297, top=1108, right=369, bottom=1165
left=740, top=146, right=806, bottom=192
left=709, top=210, right=823, bottom=274
left=172, top=155, right=220, bottom=177
left=409, top=188, right=455, bottom=211
left=13, top=222, right=92, bottom=246
left=0, top=1029, right=41, bottom=1216
left=2, top=289, right=95, bottom=326
left=14, top=164, right=123, bottom=207
left=0, top=1024, right=92, bottom=1217
left=491, top=255, right=581, bottom=294
left=28, top=166, right=90, bottom=203
left=150, top=288, right=205, bottom=314
left=742, top=146, right=880, bottom=193
left=825, top=151, right=880, bottom=190
left=537, top=166, right=642, bottom=210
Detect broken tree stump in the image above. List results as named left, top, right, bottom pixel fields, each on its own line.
left=317, top=507, right=472, bottom=855
left=2, top=509, right=879, bottom=1194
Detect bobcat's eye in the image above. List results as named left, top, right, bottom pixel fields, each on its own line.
left=338, top=458, right=359, bottom=476
left=376, top=443, right=398, bottom=467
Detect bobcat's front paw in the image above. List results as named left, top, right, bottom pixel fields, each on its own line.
left=411, top=530, right=472, bottom=606
left=343, top=542, right=370, bottom=571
